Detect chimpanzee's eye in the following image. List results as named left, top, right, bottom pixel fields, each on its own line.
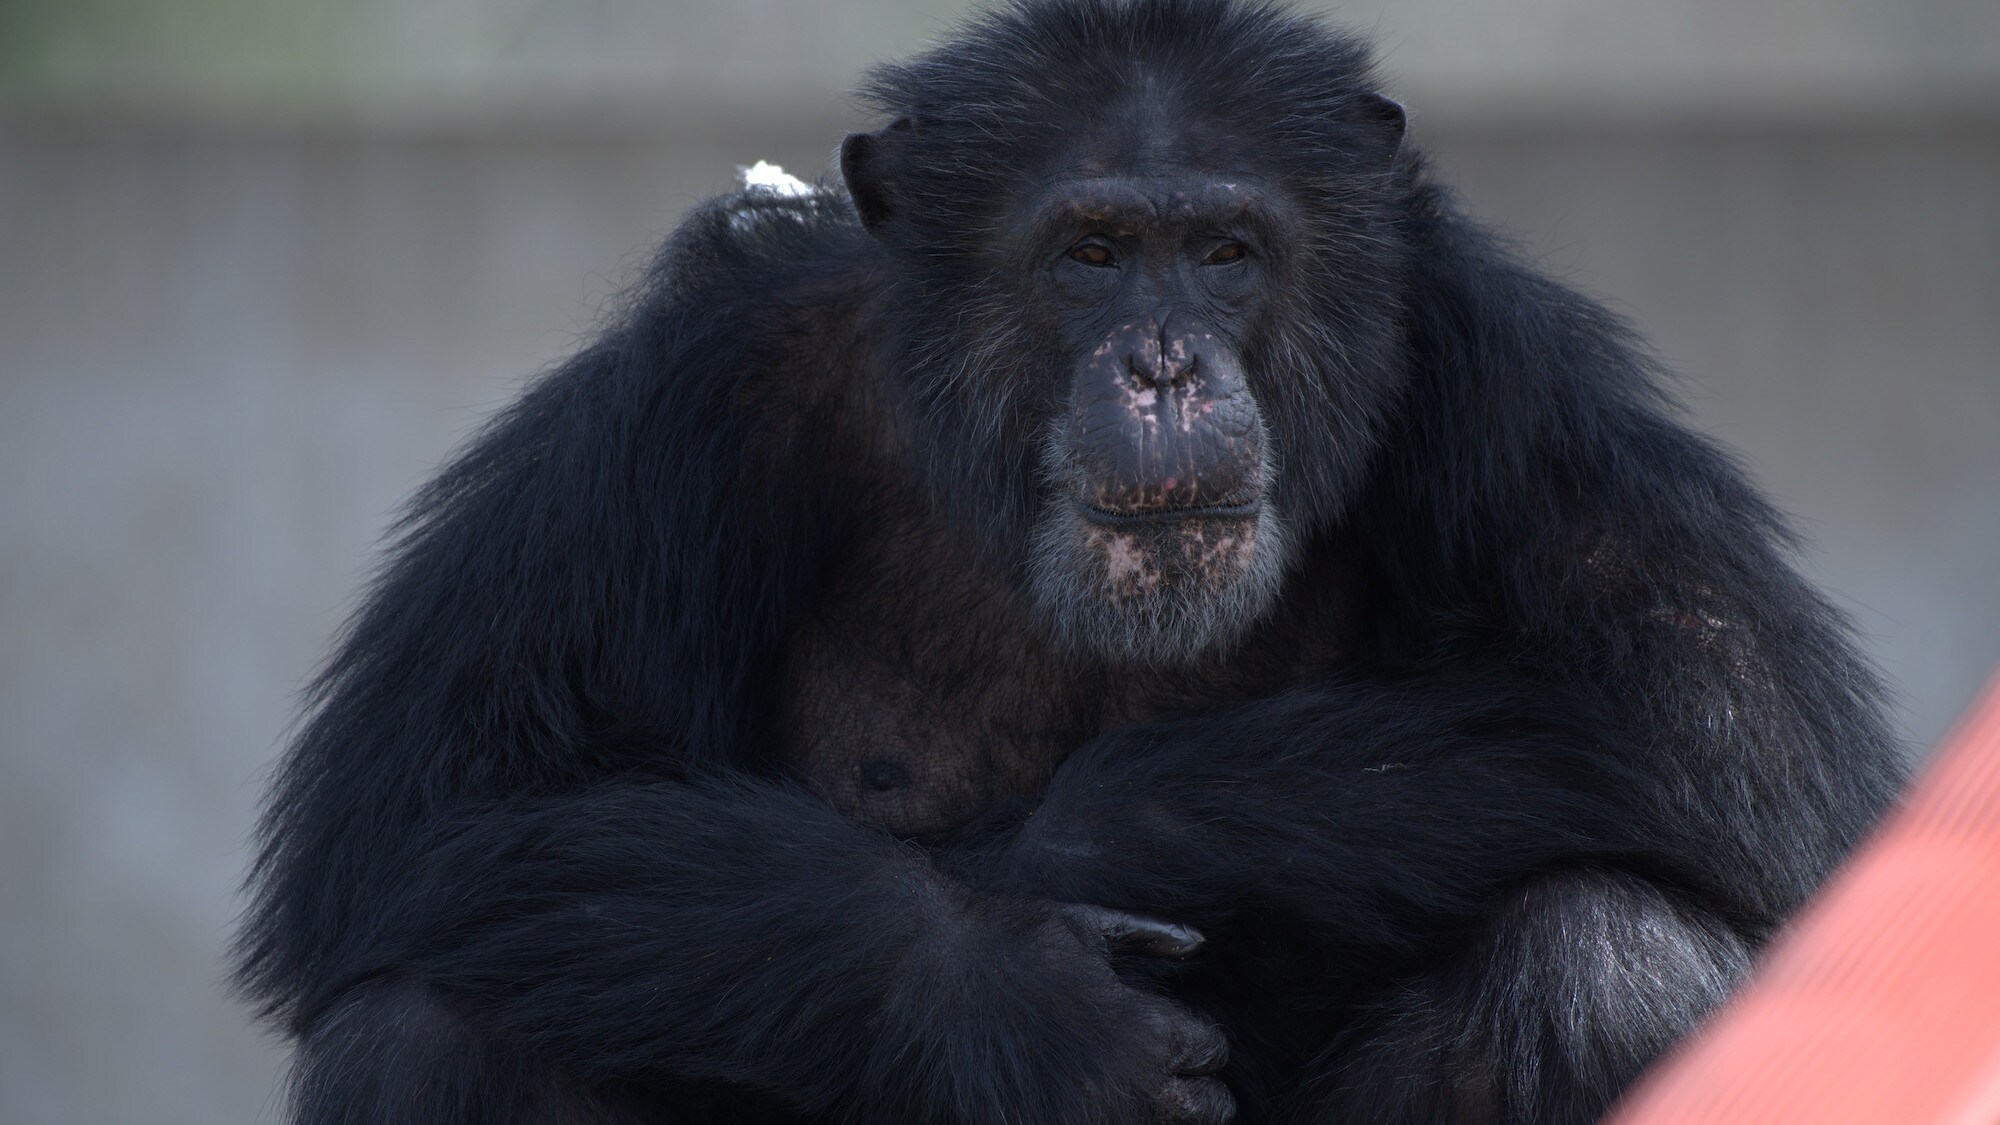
left=1204, top=241, right=1247, bottom=265
left=1068, top=240, right=1116, bottom=267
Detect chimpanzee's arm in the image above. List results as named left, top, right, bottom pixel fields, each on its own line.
left=287, top=776, right=1237, bottom=1123
left=967, top=670, right=1861, bottom=978
left=971, top=528, right=1908, bottom=980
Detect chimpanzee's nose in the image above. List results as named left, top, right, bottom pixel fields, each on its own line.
left=1125, top=321, right=1199, bottom=388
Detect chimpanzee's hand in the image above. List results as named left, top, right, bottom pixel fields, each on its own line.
left=900, top=896, right=1224, bottom=1125
left=1052, top=903, right=1235, bottom=1124
left=867, top=884, right=1233, bottom=1124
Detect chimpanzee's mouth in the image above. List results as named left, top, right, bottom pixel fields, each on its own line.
left=1074, top=499, right=1262, bottom=528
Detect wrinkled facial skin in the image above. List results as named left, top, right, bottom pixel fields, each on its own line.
left=1022, top=174, right=1292, bottom=663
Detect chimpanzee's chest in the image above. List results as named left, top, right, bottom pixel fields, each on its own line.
left=777, top=537, right=1110, bottom=839
left=775, top=511, right=1349, bottom=838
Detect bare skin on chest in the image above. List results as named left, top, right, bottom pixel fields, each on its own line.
left=779, top=513, right=1108, bottom=838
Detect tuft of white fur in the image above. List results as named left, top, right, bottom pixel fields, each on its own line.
left=737, top=160, right=816, bottom=198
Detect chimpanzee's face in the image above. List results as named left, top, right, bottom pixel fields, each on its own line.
left=841, top=96, right=1406, bottom=665
left=1013, top=170, right=1294, bottom=663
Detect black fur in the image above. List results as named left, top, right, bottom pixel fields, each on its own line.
left=236, top=2, right=1907, bottom=1122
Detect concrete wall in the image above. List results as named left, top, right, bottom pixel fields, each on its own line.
left=2, top=3, right=1996, bottom=1122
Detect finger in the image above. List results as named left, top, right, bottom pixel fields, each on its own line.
left=1062, top=903, right=1207, bottom=959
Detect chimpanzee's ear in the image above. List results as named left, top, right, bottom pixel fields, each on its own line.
left=1354, top=92, right=1408, bottom=166
left=840, top=116, right=915, bottom=235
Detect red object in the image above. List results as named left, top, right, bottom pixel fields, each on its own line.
left=1609, top=674, right=2000, bottom=1125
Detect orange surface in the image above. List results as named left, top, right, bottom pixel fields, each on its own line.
left=1609, top=673, right=2000, bottom=1125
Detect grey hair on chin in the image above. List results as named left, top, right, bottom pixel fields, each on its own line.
left=1024, top=501, right=1292, bottom=666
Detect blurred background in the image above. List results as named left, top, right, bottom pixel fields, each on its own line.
left=1, top=0, right=1995, bottom=1121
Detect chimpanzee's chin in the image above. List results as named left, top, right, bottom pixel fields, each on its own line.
left=1026, top=503, right=1289, bottom=665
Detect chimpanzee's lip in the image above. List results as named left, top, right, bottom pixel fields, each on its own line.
left=1075, top=499, right=1262, bottom=527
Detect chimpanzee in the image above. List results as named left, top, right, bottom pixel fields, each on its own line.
left=235, top=1, right=1907, bottom=1122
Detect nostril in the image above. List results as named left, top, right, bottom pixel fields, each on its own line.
left=1152, top=348, right=1197, bottom=387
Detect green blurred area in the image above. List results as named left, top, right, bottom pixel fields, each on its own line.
left=0, top=0, right=348, bottom=112
left=6, top=0, right=1997, bottom=125
left=0, top=0, right=981, bottom=123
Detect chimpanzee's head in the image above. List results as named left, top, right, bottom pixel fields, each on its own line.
left=842, top=0, right=1410, bottom=663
